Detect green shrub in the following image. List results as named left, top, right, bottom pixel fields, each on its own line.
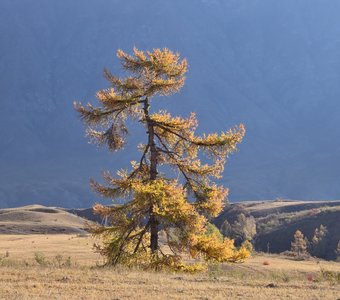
left=34, top=252, right=48, bottom=266
left=319, top=267, right=340, bottom=284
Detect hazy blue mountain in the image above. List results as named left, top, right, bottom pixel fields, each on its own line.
left=1, top=0, right=340, bottom=208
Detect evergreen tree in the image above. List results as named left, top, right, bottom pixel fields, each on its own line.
left=335, top=240, right=340, bottom=261
left=75, top=48, right=248, bottom=270
left=221, top=214, right=256, bottom=246
left=311, top=224, right=328, bottom=258
left=221, top=220, right=232, bottom=237
left=291, top=230, right=309, bottom=257
left=231, top=213, right=257, bottom=245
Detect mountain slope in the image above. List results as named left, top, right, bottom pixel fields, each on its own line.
left=1, top=0, right=340, bottom=207
left=214, top=200, right=340, bottom=260
left=0, top=205, right=88, bottom=234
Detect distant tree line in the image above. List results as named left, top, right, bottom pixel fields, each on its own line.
left=290, top=225, right=340, bottom=260
left=219, top=208, right=340, bottom=261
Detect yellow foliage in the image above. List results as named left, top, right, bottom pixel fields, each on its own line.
left=189, top=233, right=250, bottom=263
left=75, top=48, right=247, bottom=271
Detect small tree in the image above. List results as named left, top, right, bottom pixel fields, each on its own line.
left=335, top=240, right=340, bottom=261
left=291, top=230, right=309, bottom=257
left=221, top=214, right=256, bottom=245
left=311, top=224, right=328, bottom=258
left=221, top=220, right=232, bottom=237
left=231, top=213, right=257, bottom=245
left=75, top=48, right=248, bottom=270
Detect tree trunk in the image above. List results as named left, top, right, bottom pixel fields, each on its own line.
left=143, top=98, right=159, bottom=253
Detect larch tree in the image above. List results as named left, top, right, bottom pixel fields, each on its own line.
left=74, top=48, right=248, bottom=271
left=336, top=241, right=340, bottom=261
left=311, top=224, right=328, bottom=258
left=230, top=213, right=257, bottom=245
left=291, top=230, right=309, bottom=257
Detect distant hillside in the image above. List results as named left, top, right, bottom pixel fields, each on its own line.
left=214, top=200, right=340, bottom=260
left=0, top=205, right=89, bottom=234
left=1, top=0, right=340, bottom=207
left=69, top=200, right=340, bottom=260
left=1, top=201, right=339, bottom=260
left=68, top=207, right=103, bottom=224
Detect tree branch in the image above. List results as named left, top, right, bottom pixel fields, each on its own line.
left=133, top=221, right=151, bottom=254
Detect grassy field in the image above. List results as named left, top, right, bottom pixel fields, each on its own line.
left=0, top=234, right=339, bottom=299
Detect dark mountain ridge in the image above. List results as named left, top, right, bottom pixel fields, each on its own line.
left=213, top=200, right=340, bottom=260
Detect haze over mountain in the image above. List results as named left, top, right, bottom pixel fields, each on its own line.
left=1, top=0, right=340, bottom=208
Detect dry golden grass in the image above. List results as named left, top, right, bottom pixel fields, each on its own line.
left=0, top=234, right=100, bottom=265
left=0, top=234, right=339, bottom=299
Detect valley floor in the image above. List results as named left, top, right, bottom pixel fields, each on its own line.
left=0, top=234, right=339, bottom=299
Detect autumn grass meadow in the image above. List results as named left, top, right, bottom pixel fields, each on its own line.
left=0, top=234, right=339, bottom=299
